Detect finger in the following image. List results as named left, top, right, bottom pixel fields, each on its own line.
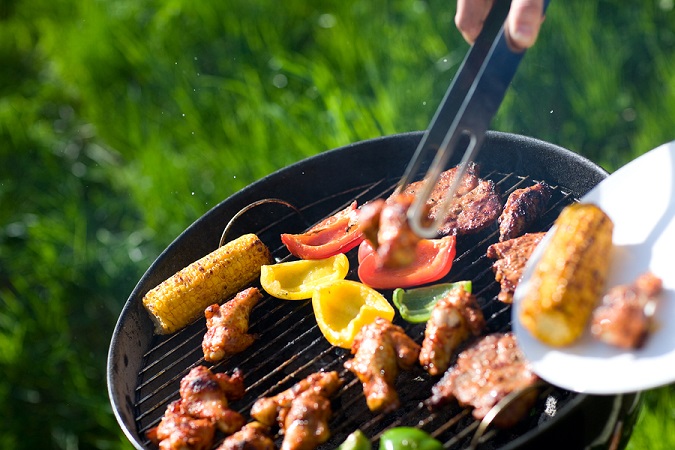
left=455, top=0, right=494, bottom=44
left=505, top=0, right=545, bottom=50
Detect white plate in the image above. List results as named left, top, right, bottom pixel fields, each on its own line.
left=513, top=140, right=675, bottom=394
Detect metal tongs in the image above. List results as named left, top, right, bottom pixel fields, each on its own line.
left=399, top=0, right=551, bottom=238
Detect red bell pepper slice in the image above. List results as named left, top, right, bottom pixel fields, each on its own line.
left=281, top=201, right=364, bottom=260
left=357, top=235, right=456, bottom=289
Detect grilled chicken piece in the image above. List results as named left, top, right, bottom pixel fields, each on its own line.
left=179, top=366, right=246, bottom=435
left=216, top=422, right=275, bottom=450
left=419, top=286, right=485, bottom=376
left=358, top=194, right=431, bottom=268
left=427, top=332, right=539, bottom=428
left=591, top=272, right=663, bottom=349
left=487, top=232, right=545, bottom=304
left=344, top=317, right=421, bottom=413
left=401, top=162, right=502, bottom=236
left=147, top=400, right=216, bottom=450
left=250, top=371, right=342, bottom=450
left=202, top=287, right=262, bottom=362
left=498, top=182, right=552, bottom=241
left=281, top=391, right=333, bottom=450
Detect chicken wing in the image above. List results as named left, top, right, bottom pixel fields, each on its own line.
left=344, top=317, right=420, bottom=413
left=250, top=371, right=342, bottom=450
left=591, top=272, right=663, bottom=349
left=146, top=400, right=215, bottom=450
left=179, top=366, right=246, bottom=435
left=216, top=422, right=275, bottom=450
left=202, top=287, right=262, bottom=362
left=419, top=286, right=485, bottom=376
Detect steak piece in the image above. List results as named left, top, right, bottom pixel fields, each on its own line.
left=498, top=182, right=552, bottom=241
left=591, top=272, right=663, bottom=349
left=486, top=232, right=545, bottom=304
left=427, top=332, right=539, bottom=428
left=401, top=162, right=502, bottom=236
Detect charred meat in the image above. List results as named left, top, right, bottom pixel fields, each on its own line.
left=487, top=232, right=545, bottom=304
left=498, top=182, right=552, bottom=241
left=358, top=194, right=430, bottom=268
left=216, top=422, right=275, bottom=450
left=344, top=317, right=421, bottom=413
left=401, top=162, right=502, bottom=237
left=179, top=366, right=246, bottom=435
left=250, top=371, right=342, bottom=450
left=419, top=285, right=485, bottom=376
left=591, top=272, right=663, bottom=349
left=146, top=400, right=216, bottom=450
left=147, top=366, right=246, bottom=449
left=427, top=332, right=539, bottom=428
left=203, top=287, right=262, bottom=362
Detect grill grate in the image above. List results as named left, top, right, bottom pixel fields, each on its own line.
left=134, top=168, right=579, bottom=449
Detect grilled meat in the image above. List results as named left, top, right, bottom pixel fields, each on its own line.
left=146, top=400, right=216, bottom=450
left=591, top=272, right=663, bottom=349
left=179, top=366, right=246, bottom=435
left=203, top=287, right=262, bottom=362
left=419, top=285, right=485, bottom=376
left=344, top=317, right=421, bottom=413
left=358, top=194, right=431, bottom=268
left=487, top=232, right=545, bottom=304
left=250, top=371, right=342, bottom=450
left=498, top=182, right=552, bottom=241
left=427, top=332, right=539, bottom=428
left=401, top=162, right=502, bottom=236
left=148, top=366, right=246, bottom=449
left=216, top=422, right=275, bottom=450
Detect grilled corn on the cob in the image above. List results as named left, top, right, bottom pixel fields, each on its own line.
left=143, top=233, right=272, bottom=334
left=518, top=203, right=613, bottom=347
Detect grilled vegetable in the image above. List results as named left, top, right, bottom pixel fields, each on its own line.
left=378, top=427, right=443, bottom=450
left=392, top=280, right=472, bottom=323
left=337, top=430, right=371, bottom=450
left=260, top=253, right=349, bottom=300
left=518, top=203, right=613, bottom=346
left=142, top=233, right=272, bottom=334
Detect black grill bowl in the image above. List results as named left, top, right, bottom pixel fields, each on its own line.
left=107, top=131, right=642, bottom=450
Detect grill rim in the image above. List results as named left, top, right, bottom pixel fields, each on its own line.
left=107, top=130, right=632, bottom=450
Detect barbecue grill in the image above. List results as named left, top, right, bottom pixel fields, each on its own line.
left=107, top=131, right=642, bottom=450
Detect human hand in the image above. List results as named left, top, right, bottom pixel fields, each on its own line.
left=455, top=0, right=545, bottom=51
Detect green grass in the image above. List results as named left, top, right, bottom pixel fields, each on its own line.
left=1, top=0, right=674, bottom=448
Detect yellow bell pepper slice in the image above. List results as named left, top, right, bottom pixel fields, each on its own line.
left=312, top=279, right=395, bottom=349
left=260, top=253, right=349, bottom=300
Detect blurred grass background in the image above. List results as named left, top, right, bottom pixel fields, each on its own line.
left=1, top=0, right=674, bottom=448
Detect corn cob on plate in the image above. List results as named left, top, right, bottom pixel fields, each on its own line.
left=513, top=140, right=675, bottom=394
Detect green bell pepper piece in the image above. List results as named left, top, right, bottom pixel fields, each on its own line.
left=392, top=280, right=472, bottom=323
left=338, top=430, right=371, bottom=450
left=378, top=427, right=443, bottom=450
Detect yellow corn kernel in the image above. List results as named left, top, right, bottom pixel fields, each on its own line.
left=142, top=233, right=272, bottom=334
left=518, top=203, right=613, bottom=347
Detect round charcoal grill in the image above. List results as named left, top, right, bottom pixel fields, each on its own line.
left=108, top=131, right=642, bottom=450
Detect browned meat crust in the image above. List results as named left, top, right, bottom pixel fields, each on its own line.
left=427, top=332, right=539, bottom=428
left=202, top=287, right=262, bottom=362
left=216, top=422, right=275, bottom=450
left=591, top=272, right=663, bottom=349
left=250, top=371, right=342, bottom=450
left=358, top=194, right=430, bottom=268
left=147, top=366, right=246, bottom=449
left=344, top=317, right=421, bottom=413
left=498, top=182, right=552, bottom=241
left=419, top=285, right=485, bottom=376
left=487, top=232, right=546, bottom=304
left=401, top=162, right=502, bottom=236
